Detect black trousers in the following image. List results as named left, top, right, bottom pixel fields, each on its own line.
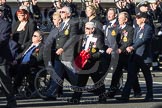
left=0, top=65, right=16, bottom=103
left=110, top=53, right=141, bottom=94
left=72, top=67, right=105, bottom=100
left=122, top=54, right=153, bottom=98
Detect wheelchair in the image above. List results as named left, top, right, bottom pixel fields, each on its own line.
left=11, top=65, right=52, bottom=99
left=12, top=66, right=39, bottom=98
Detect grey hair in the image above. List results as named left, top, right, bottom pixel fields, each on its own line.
left=34, top=30, right=44, bottom=40
left=63, top=6, right=72, bottom=14
left=119, top=11, right=129, bottom=19
left=107, top=8, right=117, bottom=15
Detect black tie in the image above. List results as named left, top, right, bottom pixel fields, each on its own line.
left=119, top=26, right=122, bottom=33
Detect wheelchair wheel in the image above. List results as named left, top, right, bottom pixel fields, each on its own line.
left=34, top=68, right=52, bottom=98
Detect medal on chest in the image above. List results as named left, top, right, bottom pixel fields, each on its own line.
left=64, top=25, right=70, bottom=36
left=91, top=48, right=96, bottom=53
left=111, top=30, right=116, bottom=36
left=123, top=36, right=128, bottom=42
left=122, top=30, right=128, bottom=42
left=64, top=29, right=69, bottom=36
left=89, top=37, right=97, bottom=53
left=139, top=33, right=143, bottom=39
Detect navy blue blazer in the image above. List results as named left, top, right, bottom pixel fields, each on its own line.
left=0, top=17, right=13, bottom=64
left=132, top=24, right=153, bottom=63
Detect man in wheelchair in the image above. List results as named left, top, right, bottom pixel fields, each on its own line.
left=12, top=30, right=44, bottom=95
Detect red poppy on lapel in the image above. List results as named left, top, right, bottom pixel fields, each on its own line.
left=35, top=48, right=39, bottom=53
left=113, top=23, right=117, bottom=28
left=122, top=30, right=128, bottom=36
left=34, top=48, right=40, bottom=56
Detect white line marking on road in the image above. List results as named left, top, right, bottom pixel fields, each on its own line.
left=105, top=78, right=162, bottom=85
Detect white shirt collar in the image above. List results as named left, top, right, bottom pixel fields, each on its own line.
left=110, top=19, right=117, bottom=26
left=31, top=42, right=40, bottom=47
left=62, top=18, right=70, bottom=29
left=87, top=34, right=93, bottom=38
left=63, top=18, right=70, bottom=25
left=120, top=24, right=126, bottom=29
left=139, top=23, right=145, bottom=30
left=23, top=42, right=40, bottom=56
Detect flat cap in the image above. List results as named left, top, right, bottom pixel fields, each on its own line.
left=138, top=1, right=149, bottom=7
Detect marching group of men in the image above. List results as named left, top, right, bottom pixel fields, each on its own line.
left=0, top=0, right=162, bottom=108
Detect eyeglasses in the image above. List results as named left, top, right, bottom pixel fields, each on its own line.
left=18, top=14, right=25, bottom=17
left=85, top=27, right=92, bottom=30
left=33, top=35, right=39, bottom=37
left=60, top=11, right=66, bottom=14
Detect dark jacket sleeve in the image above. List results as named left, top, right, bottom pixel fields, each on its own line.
left=0, top=21, right=11, bottom=45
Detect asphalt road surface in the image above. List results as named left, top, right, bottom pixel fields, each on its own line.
left=0, top=72, right=162, bottom=108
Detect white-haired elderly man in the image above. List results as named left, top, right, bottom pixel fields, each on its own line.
left=68, top=21, right=106, bottom=104
left=43, top=6, right=79, bottom=100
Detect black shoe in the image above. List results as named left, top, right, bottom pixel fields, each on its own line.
left=4, top=106, right=17, bottom=108
left=132, top=93, right=142, bottom=98
left=144, top=96, right=153, bottom=102
left=98, top=97, right=107, bottom=103
left=67, top=98, right=80, bottom=104
left=56, top=93, right=63, bottom=97
left=6, top=100, right=17, bottom=108
left=106, top=88, right=117, bottom=98
left=42, top=96, right=57, bottom=101
left=104, top=91, right=116, bottom=98
left=144, top=98, right=153, bottom=102
left=116, top=97, right=129, bottom=102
